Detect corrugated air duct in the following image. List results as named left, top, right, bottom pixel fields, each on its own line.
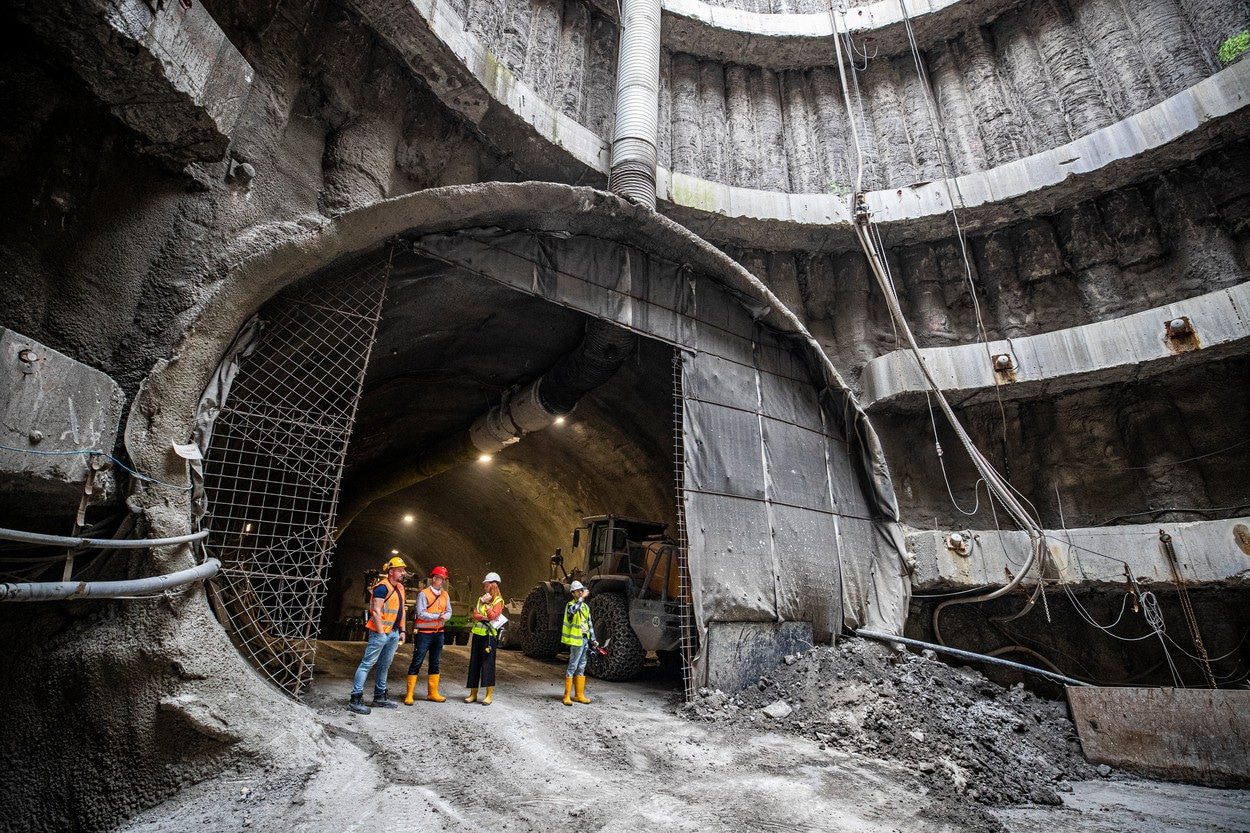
left=608, top=0, right=661, bottom=208
left=334, top=319, right=637, bottom=536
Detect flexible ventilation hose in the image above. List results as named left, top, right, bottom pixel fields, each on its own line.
left=608, top=0, right=661, bottom=207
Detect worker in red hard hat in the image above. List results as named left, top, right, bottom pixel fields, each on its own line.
left=404, top=565, right=453, bottom=704
left=348, top=556, right=408, bottom=715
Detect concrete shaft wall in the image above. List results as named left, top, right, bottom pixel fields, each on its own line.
left=1, top=0, right=1248, bottom=827
left=454, top=0, right=1244, bottom=192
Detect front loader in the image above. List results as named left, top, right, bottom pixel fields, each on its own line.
left=518, top=515, right=686, bottom=681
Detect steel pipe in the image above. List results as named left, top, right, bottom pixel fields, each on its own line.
left=855, top=629, right=1092, bottom=687
left=0, top=558, right=221, bottom=602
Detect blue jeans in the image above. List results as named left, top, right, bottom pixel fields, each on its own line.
left=566, top=642, right=589, bottom=677
left=405, top=630, right=444, bottom=676
left=352, top=629, right=400, bottom=696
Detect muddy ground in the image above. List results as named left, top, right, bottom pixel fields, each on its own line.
left=118, top=640, right=1250, bottom=833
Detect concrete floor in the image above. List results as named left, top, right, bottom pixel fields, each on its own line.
left=113, top=640, right=1250, bottom=833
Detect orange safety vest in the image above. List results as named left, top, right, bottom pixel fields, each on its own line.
left=365, top=578, right=405, bottom=634
left=415, top=586, right=449, bottom=633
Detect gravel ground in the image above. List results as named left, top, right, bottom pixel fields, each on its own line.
left=114, top=639, right=1250, bottom=833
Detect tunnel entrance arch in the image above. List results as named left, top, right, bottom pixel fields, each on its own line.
left=180, top=186, right=907, bottom=700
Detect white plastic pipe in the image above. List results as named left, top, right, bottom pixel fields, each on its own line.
left=0, top=558, right=221, bottom=602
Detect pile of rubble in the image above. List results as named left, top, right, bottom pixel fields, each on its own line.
left=682, top=637, right=1102, bottom=806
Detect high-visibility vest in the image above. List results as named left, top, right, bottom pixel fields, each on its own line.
left=562, top=600, right=591, bottom=646
left=471, top=595, right=503, bottom=636
left=365, top=578, right=404, bottom=634
left=415, top=586, right=449, bottom=633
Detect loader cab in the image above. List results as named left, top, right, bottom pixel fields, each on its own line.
left=577, top=515, right=669, bottom=577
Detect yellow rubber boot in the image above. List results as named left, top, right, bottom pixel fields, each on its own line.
left=427, top=673, right=446, bottom=702
left=562, top=677, right=573, bottom=706
left=574, top=676, right=591, bottom=704
left=482, top=686, right=493, bottom=706
left=464, top=687, right=478, bottom=703
left=404, top=675, right=417, bottom=706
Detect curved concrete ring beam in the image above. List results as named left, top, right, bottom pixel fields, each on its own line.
left=860, top=280, right=1250, bottom=411
left=662, top=0, right=1020, bottom=68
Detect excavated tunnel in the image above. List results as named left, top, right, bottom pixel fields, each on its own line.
left=324, top=253, right=681, bottom=643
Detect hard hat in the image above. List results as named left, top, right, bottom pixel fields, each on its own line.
left=384, top=557, right=406, bottom=571
left=569, top=580, right=586, bottom=592
left=483, top=571, right=501, bottom=583
left=430, top=565, right=449, bottom=578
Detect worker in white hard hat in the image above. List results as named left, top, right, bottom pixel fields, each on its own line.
left=561, top=580, right=597, bottom=705
left=348, top=556, right=408, bottom=714
left=464, top=572, right=504, bottom=705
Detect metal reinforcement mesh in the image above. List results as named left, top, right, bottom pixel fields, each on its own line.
left=204, top=259, right=388, bottom=697
left=673, top=351, right=697, bottom=702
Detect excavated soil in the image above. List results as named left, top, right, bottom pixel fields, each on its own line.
left=683, top=639, right=1098, bottom=808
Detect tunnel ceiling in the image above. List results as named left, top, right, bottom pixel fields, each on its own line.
left=331, top=246, right=677, bottom=608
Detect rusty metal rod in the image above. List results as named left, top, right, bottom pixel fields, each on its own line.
left=856, top=629, right=1092, bottom=687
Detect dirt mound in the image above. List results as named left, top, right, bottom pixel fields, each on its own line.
left=682, top=638, right=1101, bottom=808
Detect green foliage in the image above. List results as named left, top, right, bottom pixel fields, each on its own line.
left=1219, top=31, right=1250, bottom=66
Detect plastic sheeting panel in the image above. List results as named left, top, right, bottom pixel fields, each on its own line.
left=682, top=327, right=846, bottom=646
left=414, top=227, right=909, bottom=686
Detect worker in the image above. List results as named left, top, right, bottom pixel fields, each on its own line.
left=404, top=565, right=452, bottom=704
left=348, top=556, right=407, bottom=714
left=561, top=580, right=597, bottom=705
left=464, top=572, right=504, bottom=705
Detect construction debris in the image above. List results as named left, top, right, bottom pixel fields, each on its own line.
left=682, top=637, right=1100, bottom=806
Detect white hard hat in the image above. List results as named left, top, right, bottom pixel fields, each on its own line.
left=483, top=572, right=501, bottom=583
left=569, top=580, right=586, bottom=592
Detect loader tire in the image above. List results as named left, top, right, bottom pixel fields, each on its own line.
left=520, top=585, right=561, bottom=659
left=587, top=593, right=645, bottom=681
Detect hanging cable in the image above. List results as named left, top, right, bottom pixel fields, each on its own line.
left=0, top=443, right=191, bottom=490
left=828, top=0, right=1049, bottom=649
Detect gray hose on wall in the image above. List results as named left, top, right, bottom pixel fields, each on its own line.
left=335, top=319, right=637, bottom=535
left=608, top=0, right=661, bottom=208
left=0, top=558, right=221, bottom=602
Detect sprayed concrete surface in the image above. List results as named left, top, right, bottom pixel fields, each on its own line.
left=115, top=640, right=1250, bottom=833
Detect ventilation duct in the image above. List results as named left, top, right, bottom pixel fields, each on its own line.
left=335, top=319, right=637, bottom=535
left=608, top=0, right=661, bottom=208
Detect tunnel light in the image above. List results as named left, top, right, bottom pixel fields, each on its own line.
left=478, top=454, right=493, bottom=463
left=402, top=515, right=415, bottom=524
left=391, top=549, right=399, bottom=555
left=554, top=416, right=566, bottom=425
left=243, top=523, right=253, bottom=533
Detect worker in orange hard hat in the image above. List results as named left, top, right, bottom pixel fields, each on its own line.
left=348, top=556, right=407, bottom=715
left=403, top=565, right=453, bottom=704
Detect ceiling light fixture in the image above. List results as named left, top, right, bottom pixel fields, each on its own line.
left=479, top=454, right=492, bottom=463
left=402, top=515, right=415, bottom=523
